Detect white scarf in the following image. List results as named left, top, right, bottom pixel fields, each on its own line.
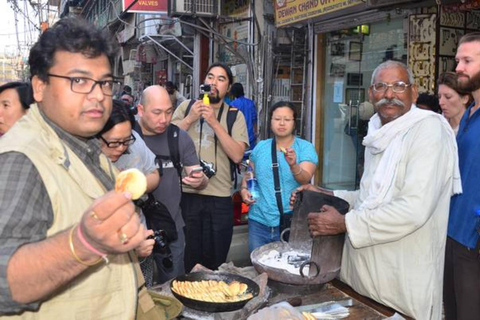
left=359, top=105, right=462, bottom=211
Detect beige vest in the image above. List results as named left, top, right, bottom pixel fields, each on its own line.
left=0, top=104, right=137, bottom=319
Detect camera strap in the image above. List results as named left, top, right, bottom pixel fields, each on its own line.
left=198, top=103, right=225, bottom=171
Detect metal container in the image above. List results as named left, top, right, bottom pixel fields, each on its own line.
left=251, top=190, right=350, bottom=285
left=170, top=272, right=260, bottom=313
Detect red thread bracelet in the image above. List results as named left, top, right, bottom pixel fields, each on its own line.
left=76, top=224, right=109, bottom=264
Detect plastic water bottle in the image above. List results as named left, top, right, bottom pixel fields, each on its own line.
left=246, top=165, right=259, bottom=200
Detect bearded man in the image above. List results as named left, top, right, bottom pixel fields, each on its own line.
left=444, top=32, right=480, bottom=320
left=293, top=60, right=461, bottom=319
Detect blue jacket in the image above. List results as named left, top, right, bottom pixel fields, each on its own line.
left=448, top=102, right=480, bottom=248
left=230, top=96, right=257, bottom=149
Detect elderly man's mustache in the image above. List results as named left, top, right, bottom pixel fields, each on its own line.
left=375, top=98, right=405, bottom=108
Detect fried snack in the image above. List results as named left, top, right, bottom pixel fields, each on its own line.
left=115, top=168, right=147, bottom=200
left=280, top=147, right=287, bottom=154
left=302, top=311, right=316, bottom=320
left=171, top=279, right=253, bottom=303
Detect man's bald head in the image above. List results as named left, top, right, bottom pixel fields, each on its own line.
left=138, top=85, right=174, bottom=135
left=140, top=85, right=171, bottom=110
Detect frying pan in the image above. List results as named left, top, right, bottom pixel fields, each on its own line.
left=170, top=272, right=260, bottom=313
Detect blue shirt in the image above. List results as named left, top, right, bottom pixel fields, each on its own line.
left=448, top=102, right=480, bottom=249
left=230, top=96, right=257, bottom=149
left=249, top=137, right=318, bottom=227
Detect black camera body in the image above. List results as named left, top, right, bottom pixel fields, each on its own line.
left=148, top=229, right=173, bottom=269
left=200, top=84, right=212, bottom=94
left=200, top=159, right=216, bottom=178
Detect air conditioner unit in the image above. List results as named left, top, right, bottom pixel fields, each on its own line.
left=366, top=0, right=415, bottom=8
left=170, top=0, right=220, bottom=17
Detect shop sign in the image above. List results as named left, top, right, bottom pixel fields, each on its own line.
left=275, top=0, right=363, bottom=27
left=443, top=0, right=480, bottom=12
left=123, top=0, right=167, bottom=14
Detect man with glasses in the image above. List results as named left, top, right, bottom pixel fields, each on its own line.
left=293, top=60, right=460, bottom=319
left=0, top=18, right=162, bottom=318
left=444, top=32, right=480, bottom=320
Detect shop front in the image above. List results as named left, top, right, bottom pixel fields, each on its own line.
left=317, top=14, right=408, bottom=190
left=274, top=0, right=480, bottom=190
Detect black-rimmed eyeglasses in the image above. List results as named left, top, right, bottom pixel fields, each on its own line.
left=100, top=134, right=136, bottom=148
left=47, top=73, right=121, bottom=96
left=371, top=81, right=412, bottom=93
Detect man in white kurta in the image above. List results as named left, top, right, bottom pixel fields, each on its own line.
left=304, top=61, right=461, bottom=319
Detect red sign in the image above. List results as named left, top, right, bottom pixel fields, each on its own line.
left=123, top=0, right=167, bottom=13
left=156, top=70, right=168, bottom=86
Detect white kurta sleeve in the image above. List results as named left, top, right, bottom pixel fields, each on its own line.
left=333, top=190, right=359, bottom=208
left=345, top=117, right=452, bottom=248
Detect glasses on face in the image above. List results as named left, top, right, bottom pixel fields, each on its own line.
left=100, top=134, right=136, bottom=148
left=47, top=73, right=121, bottom=96
left=371, top=81, right=412, bottom=93
left=272, top=117, right=295, bottom=123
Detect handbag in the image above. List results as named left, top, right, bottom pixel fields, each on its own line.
left=271, top=138, right=292, bottom=236
left=137, top=193, right=178, bottom=243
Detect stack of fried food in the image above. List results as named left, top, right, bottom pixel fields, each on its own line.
left=302, top=311, right=316, bottom=320
left=171, top=280, right=253, bottom=303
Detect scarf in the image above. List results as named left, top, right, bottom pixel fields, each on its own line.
left=359, top=105, right=462, bottom=211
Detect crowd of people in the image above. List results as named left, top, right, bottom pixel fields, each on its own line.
left=0, top=15, right=479, bottom=320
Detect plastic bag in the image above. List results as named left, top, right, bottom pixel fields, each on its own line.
left=247, top=302, right=303, bottom=320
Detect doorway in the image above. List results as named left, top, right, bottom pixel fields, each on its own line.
left=320, top=18, right=407, bottom=190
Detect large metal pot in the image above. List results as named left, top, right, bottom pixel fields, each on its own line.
left=251, top=190, right=350, bottom=285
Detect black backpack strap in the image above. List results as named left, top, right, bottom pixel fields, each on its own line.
left=167, top=124, right=182, bottom=178
left=272, top=137, right=284, bottom=220
left=184, top=99, right=196, bottom=118
left=226, top=106, right=240, bottom=187
left=133, top=121, right=144, bottom=139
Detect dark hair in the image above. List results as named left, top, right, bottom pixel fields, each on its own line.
left=28, top=17, right=118, bottom=81
left=437, top=72, right=474, bottom=106
left=230, top=83, right=245, bottom=98
left=268, top=101, right=297, bottom=121
left=416, top=93, right=441, bottom=113
left=459, top=32, right=480, bottom=46
left=97, top=99, right=134, bottom=137
left=0, top=81, right=33, bottom=110
left=165, top=81, right=174, bottom=88
left=205, top=62, right=233, bottom=85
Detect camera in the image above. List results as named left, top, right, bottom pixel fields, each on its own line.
left=148, top=230, right=173, bottom=269
left=200, top=159, right=216, bottom=178
left=200, top=84, right=212, bottom=94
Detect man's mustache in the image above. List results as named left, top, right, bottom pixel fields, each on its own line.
left=375, top=98, right=405, bottom=108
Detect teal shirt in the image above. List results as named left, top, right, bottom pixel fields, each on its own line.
left=249, top=137, right=318, bottom=227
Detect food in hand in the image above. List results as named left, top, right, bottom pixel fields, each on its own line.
left=171, top=279, right=252, bottom=303
left=280, top=147, right=287, bottom=154
left=115, top=168, right=147, bottom=200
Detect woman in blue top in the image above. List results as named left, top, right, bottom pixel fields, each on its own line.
left=240, top=101, right=318, bottom=253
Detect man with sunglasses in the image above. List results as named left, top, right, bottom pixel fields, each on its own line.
left=0, top=18, right=161, bottom=318
left=292, top=60, right=460, bottom=319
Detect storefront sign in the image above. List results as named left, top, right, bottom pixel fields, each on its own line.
left=275, top=0, right=363, bottom=27
left=123, top=0, right=167, bottom=14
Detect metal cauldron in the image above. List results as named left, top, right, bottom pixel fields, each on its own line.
left=251, top=190, right=350, bottom=285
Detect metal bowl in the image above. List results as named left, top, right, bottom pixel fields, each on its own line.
left=170, top=272, right=260, bottom=313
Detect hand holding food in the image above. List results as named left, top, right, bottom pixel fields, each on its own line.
left=115, top=168, right=147, bottom=200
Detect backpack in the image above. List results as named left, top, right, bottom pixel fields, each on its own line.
left=184, top=99, right=240, bottom=187
left=133, top=121, right=182, bottom=178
